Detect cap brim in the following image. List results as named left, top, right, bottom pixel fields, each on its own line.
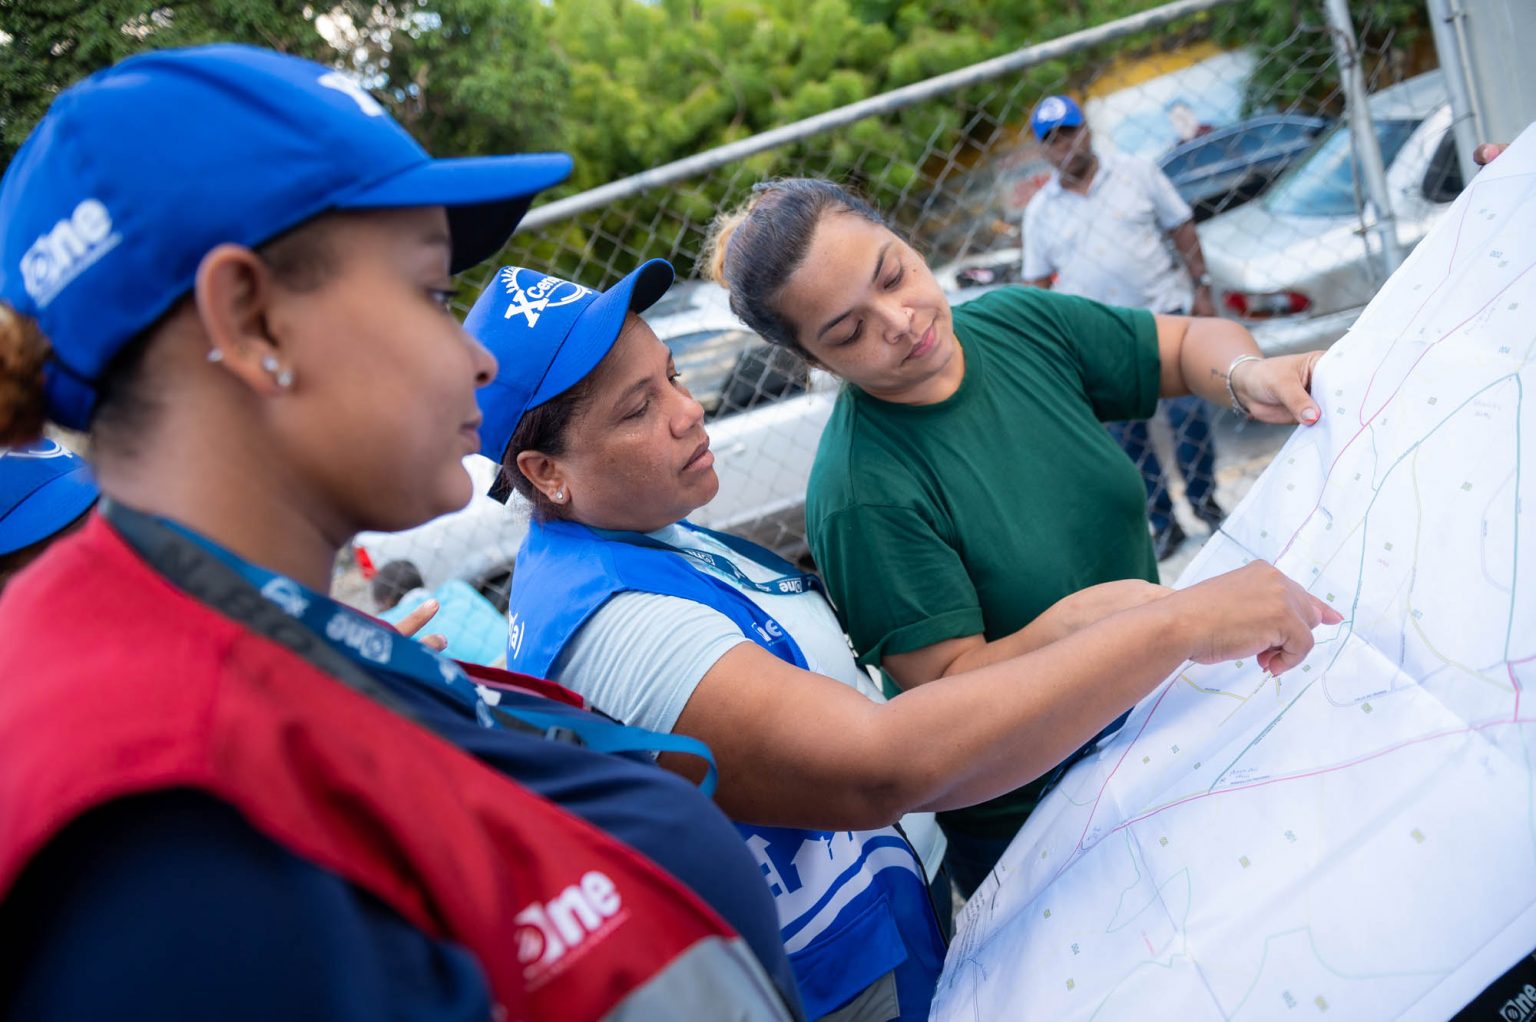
left=340, top=153, right=573, bottom=273
left=0, top=465, right=98, bottom=556
left=525, top=259, right=675, bottom=412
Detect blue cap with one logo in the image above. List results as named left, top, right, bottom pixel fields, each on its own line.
left=0, top=43, right=574, bottom=431
left=1030, top=95, right=1085, bottom=140
left=468, top=259, right=675, bottom=472
left=0, top=439, right=99, bottom=556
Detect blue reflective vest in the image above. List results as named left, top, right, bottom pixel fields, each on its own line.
left=506, top=517, right=946, bottom=1021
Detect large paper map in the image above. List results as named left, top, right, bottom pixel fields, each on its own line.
left=933, top=127, right=1536, bottom=1021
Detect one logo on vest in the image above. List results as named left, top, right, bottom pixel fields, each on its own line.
left=259, top=577, right=310, bottom=618
left=508, top=612, right=526, bottom=661
left=1501, top=984, right=1536, bottom=1022
left=20, top=199, right=122, bottom=308
left=324, top=610, right=393, bottom=664
left=514, top=871, right=627, bottom=987
left=499, top=268, right=591, bottom=328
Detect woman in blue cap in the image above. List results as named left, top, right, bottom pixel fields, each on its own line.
left=468, top=259, right=1339, bottom=1022
left=706, top=179, right=1329, bottom=896
left=0, top=45, right=800, bottom=1022
left=0, top=437, right=97, bottom=592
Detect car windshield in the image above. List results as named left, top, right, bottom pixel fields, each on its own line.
left=1262, top=117, right=1419, bottom=217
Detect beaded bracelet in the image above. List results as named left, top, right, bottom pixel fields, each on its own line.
left=1225, top=354, right=1262, bottom=418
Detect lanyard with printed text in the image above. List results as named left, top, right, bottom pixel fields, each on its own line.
left=595, top=524, right=824, bottom=598
left=135, top=508, right=718, bottom=795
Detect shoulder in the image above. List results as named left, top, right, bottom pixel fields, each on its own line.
left=807, top=393, right=920, bottom=523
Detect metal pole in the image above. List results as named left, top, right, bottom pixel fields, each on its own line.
left=1425, top=0, right=1487, bottom=186
left=518, top=0, right=1241, bottom=231
left=1322, top=0, right=1405, bottom=277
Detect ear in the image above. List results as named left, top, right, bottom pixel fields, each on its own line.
left=515, top=448, right=567, bottom=504
left=194, top=243, right=290, bottom=397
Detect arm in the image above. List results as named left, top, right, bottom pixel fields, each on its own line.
left=1168, top=220, right=1215, bottom=316
left=1153, top=314, right=1325, bottom=425
left=663, top=562, right=1338, bottom=830
left=882, top=578, right=1168, bottom=687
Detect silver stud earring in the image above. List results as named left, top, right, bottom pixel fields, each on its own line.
left=275, top=368, right=294, bottom=389
left=206, top=348, right=224, bottom=364
left=553, top=488, right=566, bottom=502
left=261, top=355, right=280, bottom=373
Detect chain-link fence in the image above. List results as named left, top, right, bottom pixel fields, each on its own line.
left=342, top=0, right=1461, bottom=649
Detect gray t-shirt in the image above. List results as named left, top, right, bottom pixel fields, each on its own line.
left=551, top=524, right=947, bottom=877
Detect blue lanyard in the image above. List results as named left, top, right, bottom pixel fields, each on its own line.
left=154, top=516, right=718, bottom=796
left=595, top=525, right=824, bottom=598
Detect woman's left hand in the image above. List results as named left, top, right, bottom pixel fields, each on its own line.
left=1231, top=350, right=1325, bottom=426
left=394, top=598, right=448, bottom=653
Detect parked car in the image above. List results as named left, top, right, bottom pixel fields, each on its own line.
left=1158, top=112, right=1331, bottom=221
left=1200, top=71, right=1462, bottom=356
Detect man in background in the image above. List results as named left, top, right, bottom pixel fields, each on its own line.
left=1021, top=94, right=1224, bottom=560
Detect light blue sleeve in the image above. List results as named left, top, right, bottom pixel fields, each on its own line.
left=550, top=591, right=749, bottom=734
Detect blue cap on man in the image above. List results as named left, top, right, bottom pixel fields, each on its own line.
left=0, top=439, right=98, bottom=556
left=468, top=259, right=676, bottom=474
left=1030, top=95, right=1085, bottom=140
left=0, top=43, right=573, bottom=431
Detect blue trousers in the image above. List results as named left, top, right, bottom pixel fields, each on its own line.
left=1107, top=395, right=1217, bottom=533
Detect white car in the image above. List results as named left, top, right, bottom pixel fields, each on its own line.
left=1200, top=71, right=1462, bottom=356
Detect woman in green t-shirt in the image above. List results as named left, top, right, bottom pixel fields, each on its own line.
left=706, top=178, right=1329, bottom=894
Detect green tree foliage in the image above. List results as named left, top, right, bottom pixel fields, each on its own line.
left=0, top=0, right=333, bottom=164
left=2, top=0, right=1427, bottom=285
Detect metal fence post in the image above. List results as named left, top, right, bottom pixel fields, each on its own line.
left=1323, top=0, right=1405, bottom=279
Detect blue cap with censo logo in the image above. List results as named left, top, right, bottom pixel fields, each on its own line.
left=467, top=259, right=675, bottom=472
left=0, top=438, right=98, bottom=556
left=1030, top=95, right=1085, bottom=140
left=0, top=43, right=573, bottom=432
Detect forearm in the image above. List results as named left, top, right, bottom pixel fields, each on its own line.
left=1170, top=220, right=1207, bottom=280
left=870, top=599, right=1195, bottom=812
left=1159, top=314, right=1261, bottom=402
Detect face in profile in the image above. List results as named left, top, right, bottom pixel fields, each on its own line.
left=524, top=314, right=719, bottom=533
left=774, top=213, right=960, bottom=404
left=270, top=206, right=498, bottom=535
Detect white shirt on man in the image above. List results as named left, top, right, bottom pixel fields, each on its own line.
left=552, top=523, right=947, bottom=879
left=1022, top=150, right=1195, bottom=313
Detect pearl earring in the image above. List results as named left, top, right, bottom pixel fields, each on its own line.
left=554, top=488, right=566, bottom=502
left=206, top=349, right=224, bottom=364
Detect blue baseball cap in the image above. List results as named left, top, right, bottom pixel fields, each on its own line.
left=0, top=43, right=573, bottom=431
left=1030, top=95, right=1085, bottom=140
left=468, top=259, right=675, bottom=471
left=0, top=438, right=99, bottom=556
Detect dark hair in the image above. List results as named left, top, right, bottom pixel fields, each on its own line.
left=0, top=217, right=340, bottom=457
left=705, top=178, right=891, bottom=356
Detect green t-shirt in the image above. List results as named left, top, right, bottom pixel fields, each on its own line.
left=805, top=285, right=1161, bottom=837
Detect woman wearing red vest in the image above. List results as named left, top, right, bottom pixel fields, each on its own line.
left=0, top=45, right=801, bottom=1021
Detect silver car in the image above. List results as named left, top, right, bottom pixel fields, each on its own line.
left=1200, top=71, right=1463, bottom=356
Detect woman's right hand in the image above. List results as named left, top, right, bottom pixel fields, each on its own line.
left=1166, top=561, right=1342, bottom=675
